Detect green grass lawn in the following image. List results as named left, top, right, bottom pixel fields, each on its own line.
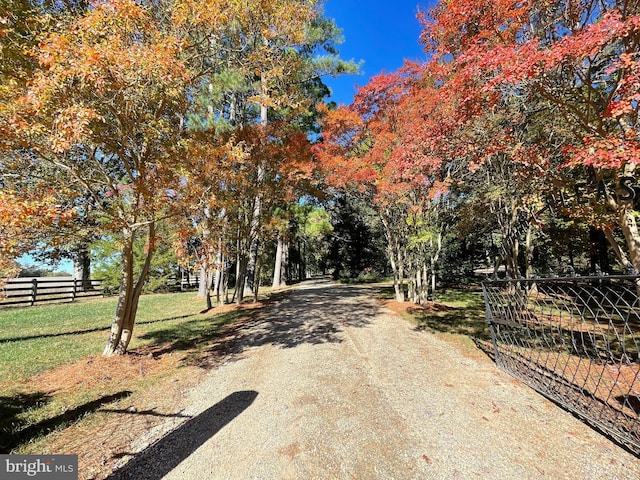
left=0, top=290, right=271, bottom=453
left=417, top=288, right=490, bottom=340
left=0, top=292, right=212, bottom=388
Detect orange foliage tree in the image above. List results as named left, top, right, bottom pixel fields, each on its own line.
left=6, top=0, right=246, bottom=354
left=0, top=191, right=75, bottom=279
left=179, top=1, right=356, bottom=305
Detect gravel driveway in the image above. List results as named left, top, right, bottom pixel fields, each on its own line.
left=108, top=278, right=640, bottom=479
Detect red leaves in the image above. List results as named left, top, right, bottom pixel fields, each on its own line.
left=316, top=61, right=449, bottom=210
left=420, top=1, right=640, bottom=174
left=565, top=136, right=640, bottom=170
left=421, top=0, right=533, bottom=58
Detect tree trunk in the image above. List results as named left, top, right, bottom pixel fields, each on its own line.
left=505, top=237, right=519, bottom=279
left=388, top=237, right=406, bottom=303
left=272, top=233, right=285, bottom=288
left=619, top=206, right=640, bottom=273
left=197, top=264, right=214, bottom=311
left=282, top=238, right=290, bottom=285
left=422, top=263, right=430, bottom=304
left=524, top=226, right=535, bottom=279
left=492, top=254, right=504, bottom=278
left=245, top=234, right=260, bottom=297
left=298, top=239, right=305, bottom=281
left=391, top=265, right=405, bottom=302
left=408, top=263, right=417, bottom=304
left=604, top=229, right=630, bottom=268
left=215, top=263, right=222, bottom=305
left=103, top=222, right=156, bottom=356
left=614, top=174, right=640, bottom=294
left=429, top=231, right=442, bottom=296
left=223, top=260, right=231, bottom=304
left=235, top=254, right=249, bottom=304
left=300, top=239, right=306, bottom=280
left=381, top=212, right=405, bottom=303
left=253, top=258, right=261, bottom=302
left=386, top=238, right=405, bottom=302
left=213, top=246, right=224, bottom=305
left=245, top=73, right=268, bottom=298
left=204, top=267, right=213, bottom=311
left=198, top=265, right=208, bottom=298
left=589, top=227, right=610, bottom=274
left=73, top=246, right=92, bottom=291
left=430, top=267, right=436, bottom=297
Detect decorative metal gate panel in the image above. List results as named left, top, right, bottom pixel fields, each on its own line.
left=482, top=276, right=640, bottom=455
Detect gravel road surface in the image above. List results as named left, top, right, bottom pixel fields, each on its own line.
left=108, top=278, right=640, bottom=479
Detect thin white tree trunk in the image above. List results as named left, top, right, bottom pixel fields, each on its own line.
left=414, top=266, right=422, bottom=304
left=198, top=265, right=208, bottom=298
left=272, top=233, right=285, bottom=288
left=73, top=246, right=92, bottom=291
left=430, top=231, right=442, bottom=295
left=422, top=263, right=429, bottom=304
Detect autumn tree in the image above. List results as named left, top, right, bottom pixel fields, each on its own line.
left=315, top=0, right=640, bottom=290
left=6, top=0, right=210, bottom=354
left=0, top=0, right=89, bottom=279
left=315, top=63, right=451, bottom=301
left=0, top=191, right=75, bottom=279
left=421, top=0, right=640, bottom=273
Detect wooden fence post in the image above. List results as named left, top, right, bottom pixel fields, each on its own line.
left=72, top=278, right=77, bottom=302
left=30, top=278, right=37, bottom=306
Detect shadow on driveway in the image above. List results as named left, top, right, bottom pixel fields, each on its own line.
left=138, top=280, right=384, bottom=369
left=194, top=282, right=382, bottom=365
left=106, top=390, right=258, bottom=480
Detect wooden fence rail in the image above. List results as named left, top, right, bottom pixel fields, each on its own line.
left=0, top=277, right=104, bottom=307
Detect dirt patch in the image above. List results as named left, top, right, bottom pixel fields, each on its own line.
left=31, top=354, right=180, bottom=395
left=382, top=299, right=456, bottom=316
left=37, top=364, right=207, bottom=480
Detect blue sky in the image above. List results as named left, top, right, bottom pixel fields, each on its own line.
left=322, top=0, right=436, bottom=106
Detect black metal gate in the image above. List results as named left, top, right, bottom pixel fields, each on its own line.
left=482, top=275, right=640, bottom=455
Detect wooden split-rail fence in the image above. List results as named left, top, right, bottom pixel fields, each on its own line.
left=0, top=277, right=104, bottom=307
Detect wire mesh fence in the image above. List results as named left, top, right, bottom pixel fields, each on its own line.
left=482, top=275, right=640, bottom=456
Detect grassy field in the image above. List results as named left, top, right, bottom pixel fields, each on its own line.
left=0, top=292, right=212, bottom=386
left=0, top=291, right=270, bottom=454
left=413, top=288, right=489, bottom=340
